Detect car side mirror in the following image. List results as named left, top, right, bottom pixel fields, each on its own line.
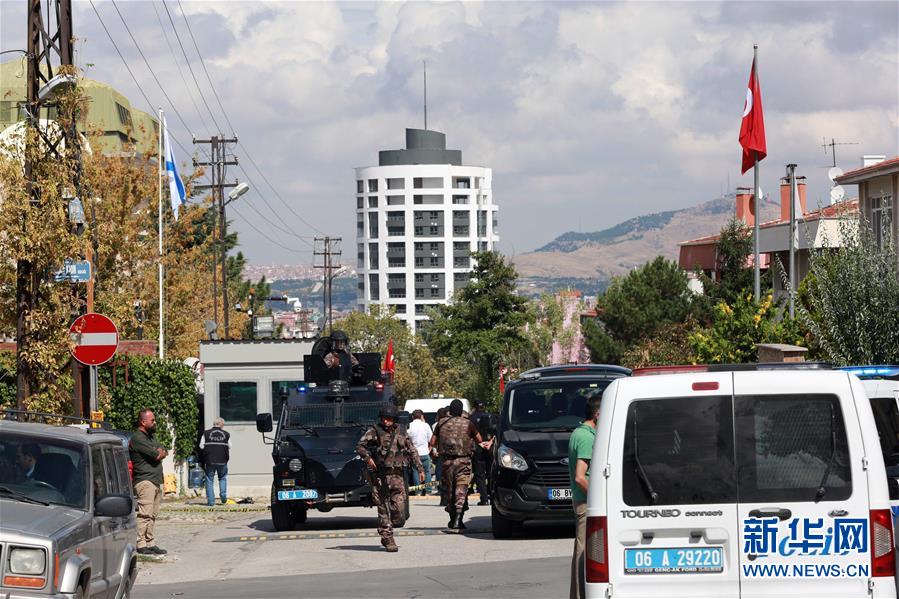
left=256, top=413, right=273, bottom=433
left=95, top=494, right=132, bottom=518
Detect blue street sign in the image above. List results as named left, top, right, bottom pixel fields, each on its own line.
left=54, top=259, right=92, bottom=283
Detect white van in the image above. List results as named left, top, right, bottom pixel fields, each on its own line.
left=586, top=366, right=896, bottom=598
left=403, top=397, right=470, bottom=426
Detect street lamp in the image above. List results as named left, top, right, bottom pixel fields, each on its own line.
left=228, top=181, right=249, bottom=202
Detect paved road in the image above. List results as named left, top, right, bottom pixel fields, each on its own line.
left=134, top=497, right=574, bottom=597
left=132, top=555, right=569, bottom=598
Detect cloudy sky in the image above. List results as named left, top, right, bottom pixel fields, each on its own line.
left=2, top=1, right=897, bottom=266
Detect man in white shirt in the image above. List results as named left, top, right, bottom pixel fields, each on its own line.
left=407, top=410, right=433, bottom=496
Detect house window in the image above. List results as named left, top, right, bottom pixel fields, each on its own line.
left=429, top=226, right=439, bottom=235
left=368, top=179, right=378, bottom=192
left=415, top=273, right=424, bottom=282
left=368, top=197, right=378, bottom=208
left=415, top=289, right=424, bottom=298
left=414, top=226, right=424, bottom=236
left=429, top=257, right=439, bottom=266
left=430, top=274, right=440, bottom=282
left=357, top=180, right=364, bottom=193
left=357, top=197, right=363, bottom=209
left=219, top=381, right=257, bottom=422
left=872, top=195, right=893, bottom=250
left=430, top=288, right=441, bottom=298
left=429, top=242, right=439, bottom=251
left=415, top=257, right=424, bottom=267
left=115, top=102, right=132, bottom=127
left=387, top=178, right=405, bottom=190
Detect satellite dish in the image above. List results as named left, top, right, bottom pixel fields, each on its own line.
left=830, top=185, right=845, bottom=203
left=827, top=166, right=843, bottom=182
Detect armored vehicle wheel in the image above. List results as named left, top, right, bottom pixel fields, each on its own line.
left=491, top=504, right=522, bottom=539
left=271, top=484, right=295, bottom=531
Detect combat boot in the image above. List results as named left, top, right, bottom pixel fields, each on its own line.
left=447, top=507, right=457, bottom=529
left=449, top=513, right=463, bottom=531
left=382, top=537, right=399, bottom=552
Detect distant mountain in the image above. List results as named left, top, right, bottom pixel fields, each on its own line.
left=514, top=196, right=780, bottom=280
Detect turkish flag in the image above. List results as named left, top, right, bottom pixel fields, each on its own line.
left=383, top=340, right=395, bottom=374
left=739, top=58, right=767, bottom=175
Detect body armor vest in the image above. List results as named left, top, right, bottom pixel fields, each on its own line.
left=435, top=416, right=473, bottom=458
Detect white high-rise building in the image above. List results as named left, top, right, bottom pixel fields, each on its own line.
left=355, top=128, right=499, bottom=331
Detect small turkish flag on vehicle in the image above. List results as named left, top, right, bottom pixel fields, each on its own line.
left=739, top=58, right=767, bottom=175
left=384, top=340, right=395, bottom=374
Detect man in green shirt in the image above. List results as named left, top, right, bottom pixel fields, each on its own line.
left=129, top=409, right=168, bottom=555
left=568, top=394, right=601, bottom=599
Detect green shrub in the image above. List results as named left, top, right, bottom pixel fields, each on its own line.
left=99, top=356, right=199, bottom=460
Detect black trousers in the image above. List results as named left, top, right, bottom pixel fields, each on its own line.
left=472, top=445, right=489, bottom=499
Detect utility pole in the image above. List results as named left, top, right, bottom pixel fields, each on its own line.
left=194, top=135, right=239, bottom=339
left=18, top=0, right=78, bottom=409
left=314, top=237, right=342, bottom=334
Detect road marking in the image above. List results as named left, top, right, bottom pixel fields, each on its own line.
left=216, top=528, right=490, bottom=543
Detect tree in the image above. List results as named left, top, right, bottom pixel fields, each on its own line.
left=797, top=217, right=899, bottom=365
left=701, top=218, right=754, bottom=306
left=426, top=252, right=531, bottom=408
left=585, top=256, right=701, bottom=364
left=690, top=293, right=804, bottom=364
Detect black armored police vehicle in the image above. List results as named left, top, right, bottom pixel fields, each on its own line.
left=255, top=332, right=402, bottom=531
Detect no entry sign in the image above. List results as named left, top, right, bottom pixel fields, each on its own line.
left=70, top=313, right=119, bottom=366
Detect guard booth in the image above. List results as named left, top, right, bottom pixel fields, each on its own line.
left=199, top=339, right=314, bottom=497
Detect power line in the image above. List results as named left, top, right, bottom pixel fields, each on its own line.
left=235, top=163, right=315, bottom=247
left=230, top=204, right=313, bottom=256
left=108, top=0, right=194, bottom=137
left=159, top=0, right=223, bottom=133
left=86, top=0, right=195, bottom=158
left=176, top=0, right=236, bottom=135
left=237, top=146, right=325, bottom=235
left=151, top=0, right=210, bottom=134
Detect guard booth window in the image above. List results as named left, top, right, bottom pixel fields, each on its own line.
left=271, top=381, right=303, bottom=419
left=219, top=381, right=258, bottom=422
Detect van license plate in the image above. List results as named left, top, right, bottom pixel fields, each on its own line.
left=624, top=547, right=723, bottom=574
left=548, top=488, right=572, bottom=500
left=277, top=489, right=318, bottom=501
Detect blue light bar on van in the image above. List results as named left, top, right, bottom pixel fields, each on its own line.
left=297, top=384, right=307, bottom=393
left=838, top=366, right=899, bottom=379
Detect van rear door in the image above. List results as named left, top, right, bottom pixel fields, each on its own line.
left=605, top=372, right=740, bottom=597
left=734, top=371, right=870, bottom=598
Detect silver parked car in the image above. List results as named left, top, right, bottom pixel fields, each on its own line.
left=0, top=419, right=137, bottom=598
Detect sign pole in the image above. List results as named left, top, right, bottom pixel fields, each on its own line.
left=89, top=365, right=98, bottom=413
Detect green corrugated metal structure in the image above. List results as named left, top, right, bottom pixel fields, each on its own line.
left=0, top=58, right=157, bottom=156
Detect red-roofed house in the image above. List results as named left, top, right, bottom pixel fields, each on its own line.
left=678, top=178, right=859, bottom=298
left=835, top=156, right=898, bottom=250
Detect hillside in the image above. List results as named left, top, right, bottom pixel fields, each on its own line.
left=514, top=197, right=780, bottom=280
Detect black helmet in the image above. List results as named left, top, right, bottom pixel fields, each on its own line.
left=379, top=404, right=398, bottom=419
left=330, top=330, right=349, bottom=343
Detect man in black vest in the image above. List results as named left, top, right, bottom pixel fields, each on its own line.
left=200, top=418, right=232, bottom=506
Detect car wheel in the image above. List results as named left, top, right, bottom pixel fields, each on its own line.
left=491, top=504, right=521, bottom=539
left=270, top=484, right=294, bottom=531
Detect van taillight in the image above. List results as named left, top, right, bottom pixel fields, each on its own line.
left=586, top=516, right=609, bottom=583
left=870, top=509, right=895, bottom=577
left=692, top=381, right=719, bottom=391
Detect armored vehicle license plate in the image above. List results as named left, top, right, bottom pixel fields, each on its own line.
left=548, top=488, right=572, bottom=500
left=624, top=547, right=724, bottom=574
left=278, top=489, right=319, bottom=501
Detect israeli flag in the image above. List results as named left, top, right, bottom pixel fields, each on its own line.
left=163, top=116, right=186, bottom=220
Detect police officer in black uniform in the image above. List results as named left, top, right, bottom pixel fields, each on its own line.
left=200, top=418, right=232, bottom=506
left=469, top=401, right=494, bottom=505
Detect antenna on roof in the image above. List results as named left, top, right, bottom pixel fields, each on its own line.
left=423, top=60, right=428, bottom=130
left=821, top=137, right=858, bottom=168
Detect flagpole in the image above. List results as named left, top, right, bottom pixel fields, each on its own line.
left=158, top=108, right=165, bottom=360
left=752, top=44, right=761, bottom=302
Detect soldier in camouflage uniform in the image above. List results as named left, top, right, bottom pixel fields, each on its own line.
left=430, top=399, right=483, bottom=531
left=357, top=404, right=424, bottom=552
